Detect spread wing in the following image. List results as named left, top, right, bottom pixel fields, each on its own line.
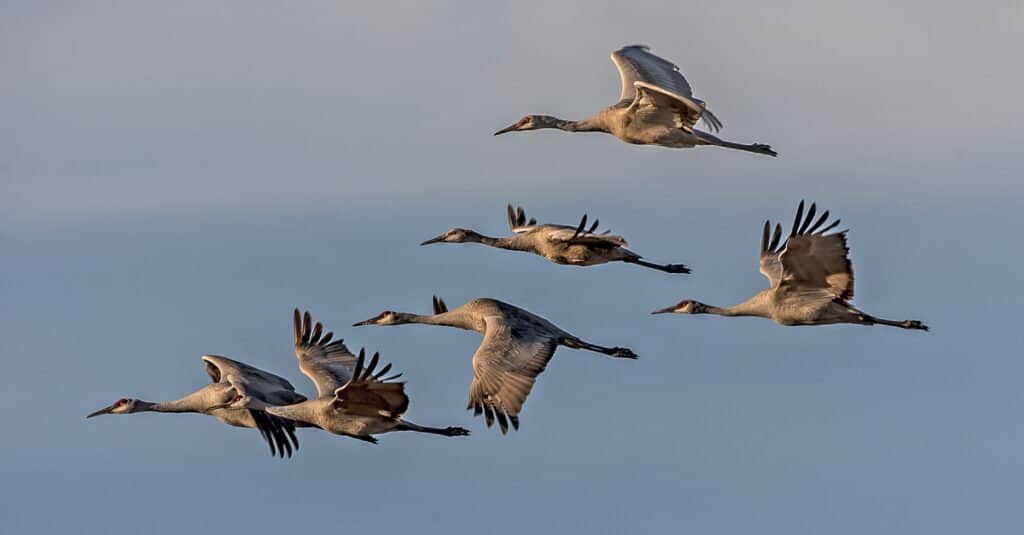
left=507, top=204, right=539, bottom=233
left=767, top=201, right=853, bottom=301
left=293, top=309, right=360, bottom=397
left=612, top=45, right=722, bottom=132
left=544, top=213, right=628, bottom=248
left=332, top=349, right=409, bottom=419
left=201, top=355, right=305, bottom=458
left=508, top=204, right=628, bottom=247
left=467, top=315, right=559, bottom=434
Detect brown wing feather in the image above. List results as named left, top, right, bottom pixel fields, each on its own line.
left=332, top=350, right=410, bottom=418
left=775, top=201, right=854, bottom=301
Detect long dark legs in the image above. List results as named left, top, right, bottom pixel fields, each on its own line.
left=561, top=337, right=638, bottom=359
left=396, top=420, right=471, bottom=437
left=623, top=258, right=691, bottom=274
left=695, top=131, right=777, bottom=157
left=857, top=313, right=929, bottom=331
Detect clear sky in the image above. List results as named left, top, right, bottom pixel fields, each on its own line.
left=2, top=1, right=1022, bottom=534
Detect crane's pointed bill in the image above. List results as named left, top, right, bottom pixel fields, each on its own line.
left=420, top=234, right=445, bottom=246
left=86, top=402, right=121, bottom=418
left=651, top=304, right=677, bottom=314
left=494, top=123, right=519, bottom=136
left=352, top=316, right=378, bottom=327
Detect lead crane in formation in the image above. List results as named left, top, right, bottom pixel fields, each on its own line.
left=420, top=204, right=690, bottom=273
left=247, top=310, right=470, bottom=443
left=494, top=45, right=776, bottom=156
left=652, top=201, right=929, bottom=330
left=353, top=296, right=637, bottom=434
left=86, top=355, right=306, bottom=457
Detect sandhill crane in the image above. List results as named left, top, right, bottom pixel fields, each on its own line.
left=652, top=201, right=929, bottom=330
left=421, top=204, right=690, bottom=274
left=86, top=355, right=307, bottom=457
left=241, top=310, right=469, bottom=444
left=353, top=296, right=638, bottom=434
left=494, top=45, right=776, bottom=156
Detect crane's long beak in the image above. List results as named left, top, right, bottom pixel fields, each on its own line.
left=494, top=123, right=519, bottom=136
left=352, top=317, right=377, bottom=327
left=420, top=234, right=445, bottom=246
left=651, top=305, right=678, bottom=315
left=86, top=402, right=120, bottom=418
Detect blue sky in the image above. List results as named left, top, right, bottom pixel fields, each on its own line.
left=2, top=1, right=1022, bottom=533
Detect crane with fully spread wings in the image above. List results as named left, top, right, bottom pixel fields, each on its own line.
left=420, top=204, right=689, bottom=273
left=354, top=296, right=637, bottom=434
left=494, top=45, right=776, bottom=156
left=652, top=201, right=928, bottom=330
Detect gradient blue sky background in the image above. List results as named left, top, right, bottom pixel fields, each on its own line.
left=2, top=2, right=1022, bottom=533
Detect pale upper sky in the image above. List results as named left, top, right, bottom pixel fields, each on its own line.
left=2, top=2, right=1022, bottom=534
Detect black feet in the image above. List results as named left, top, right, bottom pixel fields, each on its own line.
left=663, top=264, right=691, bottom=274
left=443, top=426, right=471, bottom=437
left=902, top=320, right=929, bottom=331
left=611, top=347, right=639, bottom=359
left=753, top=144, right=778, bottom=157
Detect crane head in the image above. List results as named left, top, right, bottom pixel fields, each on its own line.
left=86, top=398, right=143, bottom=418
left=494, top=115, right=552, bottom=135
left=353, top=310, right=400, bottom=327
left=651, top=299, right=705, bottom=315
left=421, top=228, right=476, bottom=245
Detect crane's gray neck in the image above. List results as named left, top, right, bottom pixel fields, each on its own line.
left=147, top=396, right=205, bottom=414
left=394, top=311, right=478, bottom=332
left=700, top=293, right=772, bottom=318
left=536, top=115, right=607, bottom=133
left=461, top=231, right=516, bottom=249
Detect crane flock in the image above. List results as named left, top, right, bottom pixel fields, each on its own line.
left=87, top=45, right=928, bottom=457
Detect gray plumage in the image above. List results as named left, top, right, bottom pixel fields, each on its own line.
left=652, top=201, right=929, bottom=330
left=86, top=355, right=306, bottom=458
left=420, top=204, right=690, bottom=273
left=353, top=296, right=638, bottom=434
left=260, top=310, right=469, bottom=443
left=494, top=45, right=776, bottom=156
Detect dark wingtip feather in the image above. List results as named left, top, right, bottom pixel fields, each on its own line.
left=761, top=220, right=770, bottom=252
left=790, top=200, right=805, bottom=237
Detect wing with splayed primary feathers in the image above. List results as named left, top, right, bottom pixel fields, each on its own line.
left=761, top=201, right=853, bottom=301
left=612, top=45, right=722, bottom=132
left=293, top=309, right=363, bottom=397
left=332, top=349, right=409, bottom=419
left=467, top=314, right=559, bottom=434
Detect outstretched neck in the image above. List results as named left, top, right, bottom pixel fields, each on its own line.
left=538, top=115, right=607, bottom=133
left=397, top=311, right=477, bottom=332
left=148, top=396, right=203, bottom=414
left=701, top=293, right=773, bottom=318
left=464, top=231, right=516, bottom=249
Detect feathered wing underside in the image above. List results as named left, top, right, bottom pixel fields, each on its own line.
left=632, top=82, right=719, bottom=132
left=202, top=355, right=296, bottom=391
left=612, top=45, right=694, bottom=102
left=762, top=201, right=854, bottom=301
left=293, top=309, right=360, bottom=397
left=467, top=315, right=558, bottom=434
left=612, top=45, right=721, bottom=132
left=332, top=349, right=409, bottom=419
left=200, top=356, right=303, bottom=458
